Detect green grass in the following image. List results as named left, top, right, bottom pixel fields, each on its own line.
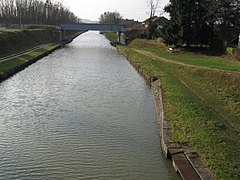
left=0, top=58, right=27, bottom=72
left=118, top=46, right=240, bottom=180
left=0, top=43, right=59, bottom=75
left=129, top=39, right=240, bottom=72
left=0, top=30, right=45, bottom=57
left=129, top=38, right=167, bottom=50
left=148, top=48, right=240, bottom=72
left=104, top=32, right=118, bottom=42
left=0, top=29, right=63, bottom=58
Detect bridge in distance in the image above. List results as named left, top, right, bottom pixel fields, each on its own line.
left=59, top=23, right=126, bottom=32
left=58, top=23, right=127, bottom=44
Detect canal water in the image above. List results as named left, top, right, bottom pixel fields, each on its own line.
left=0, top=31, right=180, bottom=179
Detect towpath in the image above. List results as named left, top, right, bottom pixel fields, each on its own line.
left=0, top=43, right=55, bottom=63
left=133, top=48, right=240, bottom=74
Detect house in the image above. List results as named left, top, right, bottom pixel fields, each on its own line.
left=143, top=16, right=168, bottom=29
left=119, top=18, right=145, bottom=30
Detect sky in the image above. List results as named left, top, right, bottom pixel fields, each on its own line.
left=61, top=0, right=170, bottom=22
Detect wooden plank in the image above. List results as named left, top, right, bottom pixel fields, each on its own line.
left=172, top=153, right=201, bottom=180
left=185, top=152, right=215, bottom=180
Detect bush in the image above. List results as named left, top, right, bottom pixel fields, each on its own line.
left=210, top=37, right=227, bottom=55
left=227, top=47, right=234, bottom=55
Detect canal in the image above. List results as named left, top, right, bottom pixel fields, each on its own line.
left=0, top=31, right=180, bottom=179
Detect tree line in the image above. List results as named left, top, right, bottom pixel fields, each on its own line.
left=98, top=0, right=240, bottom=53
left=0, top=0, right=80, bottom=27
left=99, top=11, right=122, bottom=24
left=162, top=0, right=240, bottom=53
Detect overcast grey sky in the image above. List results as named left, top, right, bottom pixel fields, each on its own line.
left=61, top=0, right=169, bottom=22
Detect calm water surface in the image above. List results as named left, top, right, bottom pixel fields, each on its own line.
left=0, top=31, right=180, bottom=179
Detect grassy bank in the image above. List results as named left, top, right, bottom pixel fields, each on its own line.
left=118, top=40, right=240, bottom=179
left=141, top=48, right=240, bottom=72
left=0, top=43, right=60, bottom=81
left=0, top=29, right=59, bottom=58
left=104, top=31, right=118, bottom=42
left=0, top=29, right=83, bottom=82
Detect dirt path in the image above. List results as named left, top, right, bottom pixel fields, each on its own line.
left=133, top=48, right=240, bottom=74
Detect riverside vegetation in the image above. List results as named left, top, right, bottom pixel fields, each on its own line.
left=115, top=37, right=240, bottom=179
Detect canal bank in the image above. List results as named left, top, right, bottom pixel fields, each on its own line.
left=117, top=46, right=215, bottom=180
left=0, top=31, right=82, bottom=83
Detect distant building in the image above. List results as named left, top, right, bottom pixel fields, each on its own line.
left=119, top=18, right=145, bottom=30
left=143, top=16, right=168, bottom=29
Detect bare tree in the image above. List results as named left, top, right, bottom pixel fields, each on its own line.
left=99, top=11, right=122, bottom=24
left=146, top=0, right=160, bottom=20
left=145, top=0, right=161, bottom=39
left=0, top=0, right=80, bottom=28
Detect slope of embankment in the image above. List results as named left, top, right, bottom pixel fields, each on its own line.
left=117, top=39, right=240, bottom=180
left=0, top=29, right=59, bottom=58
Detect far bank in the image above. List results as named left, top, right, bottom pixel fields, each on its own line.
left=0, top=28, right=82, bottom=83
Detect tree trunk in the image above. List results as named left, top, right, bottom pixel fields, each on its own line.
left=238, top=34, right=240, bottom=49
left=186, top=40, right=190, bottom=48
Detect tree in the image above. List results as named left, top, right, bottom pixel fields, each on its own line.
left=0, top=0, right=80, bottom=28
left=162, top=0, right=183, bottom=45
left=145, top=0, right=161, bottom=39
left=206, top=0, right=240, bottom=53
left=162, top=0, right=240, bottom=53
left=146, top=0, right=160, bottom=19
left=163, top=0, right=212, bottom=47
left=99, top=11, right=122, bottom=24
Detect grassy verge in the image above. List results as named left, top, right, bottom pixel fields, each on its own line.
left=147, top=48, right=240, bottom=72
left=118, top=45, right=240, bottom=180
left=129, top=38, right=167, bottom=50
left=104, top=31, right=118, bottom=42
left=0, top=43, right=60, bottom=78
left=129, top=39, right=240, bottom=72
left=0, top=29, right=59, bottom=58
